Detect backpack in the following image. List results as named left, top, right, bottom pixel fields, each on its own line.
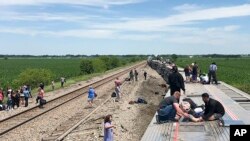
left=137, top=98, right=147, bottom=104
left=40, top=99, right=46, bottom=105
left=111, top=92, right=116, bottom=97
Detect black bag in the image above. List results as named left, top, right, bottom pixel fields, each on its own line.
left=111, top=92, right=116, bottom=97
left=94, top=93, right=97, bottom=97
left=40, top=99, right=46, bottom=105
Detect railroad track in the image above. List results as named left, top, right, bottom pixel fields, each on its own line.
left=0, top=61, right=146, bottom=137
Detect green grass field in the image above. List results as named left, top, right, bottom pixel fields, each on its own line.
left=0, top=59, right=81, bottom=87
left=176, top=58, right=250, bottom=94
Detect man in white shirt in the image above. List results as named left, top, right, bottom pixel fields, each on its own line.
left=208, top=62, right=218, bottom=84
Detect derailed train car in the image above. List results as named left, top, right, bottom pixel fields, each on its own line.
left=148, top=60, right=172, bottom=83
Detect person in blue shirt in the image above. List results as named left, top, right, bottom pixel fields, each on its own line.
left=88, top=86, right=96, bottom=107
left=23, top=88, right=30, bottom=107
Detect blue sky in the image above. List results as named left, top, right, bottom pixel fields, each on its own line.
left=0, top=0, right=250, bottom=55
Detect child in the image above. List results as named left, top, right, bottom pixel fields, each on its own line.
left=104, top=115, right=115, bottom=141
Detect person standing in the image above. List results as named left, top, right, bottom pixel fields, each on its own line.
left=115, top=85, right=122, bottom=101
left=36, top=87, right=45, bottom=108
left=134, top=69, right=138, bottom=81
left=12, top=90, right=20, bottom=108
left=51, top=80, right=55, bottom=90
left=61, top=77, right=66, bottom=87
left=167, top=66, right=185, bottom=95
left=27, top=85, right=32, bottom=98
left=114, top=78, right=121, bottom=88
left=208, top=62, right=218, bottom=84
left=192, top=62, right=198, bottom=82
left=143, top=71, right=147, bottom=80
left=129, top=70, right=134, bottom=82
left=23, top=87, right=30, bottom=107
left=104, top=115, right=115, bottom=141
left=0, top=89, right=4, bottom=105
left=87, top=86, right=95, bottom=107
left=6, top=91, right=12, bottom=111
left=184, top=65, right=191, bottom=82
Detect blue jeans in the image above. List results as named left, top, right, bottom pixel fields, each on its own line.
left=158, top=105, right=176, bottom=121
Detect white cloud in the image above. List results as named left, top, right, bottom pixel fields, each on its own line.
left=0, top=27, right=115, bottom=38
left=173, top=4, right=201, bottom=12
left=93, top=4, right=250, bottom=32
left=0, top=12, right=95, bottom=22
left=224, top=25, right=240, bottom=31
left=0, top=0, right=144, bottom=7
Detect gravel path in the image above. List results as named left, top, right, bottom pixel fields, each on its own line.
left=63, top=65, right=166, bottom=141
left=0, top=63, right=146, bottom=141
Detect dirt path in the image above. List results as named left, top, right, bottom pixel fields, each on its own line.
left=64, top=65, right=166, bottom=141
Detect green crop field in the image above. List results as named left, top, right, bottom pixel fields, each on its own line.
left=176, top=58, right=250, bottom=94
left=0, top=56, right=143, bottom=90
left=0, top=59, right=81, bottom=87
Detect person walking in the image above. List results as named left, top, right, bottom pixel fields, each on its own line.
left=134, top=69, right=138, bottom=81
left=167, top=66, right=185, bottom=95
left=208, top=62, right=218, bottom=84
left=143, top=71, right=147, bottom=80
left=87, top=86, right=95, bottom=107
left=104, top=114, right=115, bottom=141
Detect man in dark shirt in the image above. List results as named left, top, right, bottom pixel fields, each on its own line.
left=168, top=66, right=185, bottom=95
left=200, top=93, right=225, bottom=121
left=157, top=91, right=189, bottom=122
left=192, top=62, right=198, bottom=82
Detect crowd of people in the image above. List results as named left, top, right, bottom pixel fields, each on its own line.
left=157, top=61, right=224, bottom=123
left=184, top=62, right=218, bottom=84
left=0, top=84, right=46, bottom=111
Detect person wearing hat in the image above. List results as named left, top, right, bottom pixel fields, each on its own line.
left=167, top=66, right=185, bottom=95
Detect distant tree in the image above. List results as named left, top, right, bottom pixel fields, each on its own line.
left=4, top=57, right=8, bottom=60
left=80, top=59, right=94, bottom=75
left=92, top=58, right=106, bottom=73
left=13, top=69, right=54, bottom=89
left=171, top=54, right=178, bottom=62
